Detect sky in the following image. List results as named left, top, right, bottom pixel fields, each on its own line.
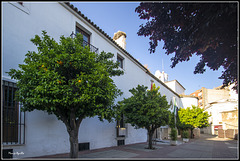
left=70, top=2, right=225, bottom=95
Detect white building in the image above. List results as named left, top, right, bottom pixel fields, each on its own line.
left=154, top=70, right=198, bottom=109
left=153, top=70, right=198, bottom=139
left=202, top=84, right=238, bottom=135
left=203, top=99, right=238, bottom=135
left=2, top=2, right=193, bottom=158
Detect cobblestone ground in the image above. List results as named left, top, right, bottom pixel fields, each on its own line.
left=31, top=134, right=238, bottom=159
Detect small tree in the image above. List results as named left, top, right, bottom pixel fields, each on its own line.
left=118, top=84, right=171, bottom=149
left=169, top=111, right=191, bottom=134
left=178, top=105, right=210, bottom=138
left=182, top=130, right=189, bottom=139
left=170, top=128, right=177, bottom=141
left=8, top=31, right=123, bottom=158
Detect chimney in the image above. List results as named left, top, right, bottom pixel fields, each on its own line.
left=113, top=30, right=126, bottom=50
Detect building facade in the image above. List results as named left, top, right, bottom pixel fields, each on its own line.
left=203, top=99, right=238, bottom=136
left=2, top=2, right=190, bottom=158
left=190, top=86, right=230, bottom=109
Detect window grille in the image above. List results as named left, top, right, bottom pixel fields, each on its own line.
left=73, top=26, right=99, bottom=54
left=2, top=80, right=25, bottom=145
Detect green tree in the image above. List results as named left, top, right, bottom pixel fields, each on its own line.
left=118, top=84, right=171, bottom=149
left=169, top=111, right=191, bottom=132
left=135, top=3, right=238, bottom=91
left=7, top=31, right=123, bottom=158
left=178, top=105, right=210, bottom=138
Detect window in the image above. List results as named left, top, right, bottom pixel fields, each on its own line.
left=117, top=54, right=124, bottom=69
left=2, top=80, right=25, bottom=145
left=75, top=25, right=98, bottom=53
left=76, top=26, right=90, bottom=44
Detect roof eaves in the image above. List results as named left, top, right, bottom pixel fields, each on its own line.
left=62, top=2, right=180, bottom=98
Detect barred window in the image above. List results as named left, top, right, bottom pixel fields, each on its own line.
left=2, top=80, right=25, bottom=145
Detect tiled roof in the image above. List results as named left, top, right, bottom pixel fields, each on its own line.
left=63, top=2, right=180, bottom=98
left=65, top=2, right=136, bottom=62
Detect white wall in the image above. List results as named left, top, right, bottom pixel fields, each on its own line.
left=180, top=97, right=198, bottom=109
left=205, top=100, right=238, bottom=135
left=2, top=2, right=181, bottom=158
left=165, top=80, right=185, bottom=95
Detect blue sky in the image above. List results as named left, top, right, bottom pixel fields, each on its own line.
left=71, top=2, right=225, bottom=95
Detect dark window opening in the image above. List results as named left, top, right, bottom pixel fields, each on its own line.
left=79, top=142, right=90, bottom=151
left=74, top=26, right=98, bottom=53
left=2, top=80, right=25, bottom=145
left=117, top=140, right=125, bottom=146
left=117, top=55, right=124, bottom=69
left=76, top=26, right=90, bottom=44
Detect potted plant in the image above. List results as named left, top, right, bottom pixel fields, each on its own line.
left=170, top=128, right=177, bottom=146
left=182, top=130, right=189, bottom=143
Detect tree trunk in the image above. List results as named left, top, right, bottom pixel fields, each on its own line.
left=63, top=111, right=82, bottom=158
left=147, top=130, right=154, bottom=149
left=69, top=129, right=79, bottom=158
left=190, top=128, right=194, bottom=139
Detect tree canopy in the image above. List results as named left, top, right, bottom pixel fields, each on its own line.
left=135, top=2, right=238, bottom=91
left=178, top=105, right=211, bottom=138
left=119, top=84, right=171, bottom=149
left=8, top=31, right=123, bottom=158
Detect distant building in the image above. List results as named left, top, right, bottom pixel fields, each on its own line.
left=190, top=86, right=230, bottom=109
left=155, top=70, right=168, bottom=83
left=199, top=84, right=238, bottom=138
left=153, top=70, right=198, bottom=140
left=179, top=94, right=199, bottom=109
left=165, top=80, right=185, bottom=95
left=154, top=70, right=198, bottom=109
left=203, top=99, right=238, bottom=137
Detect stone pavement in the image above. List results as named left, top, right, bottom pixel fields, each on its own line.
left=31, top=134, right=238, bottom=159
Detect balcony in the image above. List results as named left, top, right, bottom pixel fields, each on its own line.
left=70, top=32, right=99, bottom=54
left=82, top=39, right=99, bottom=54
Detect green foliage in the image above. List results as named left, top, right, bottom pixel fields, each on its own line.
left=178, top=105, right=211, bottom=129
left=170, top=128, right=177, bottom=141
left=119, top=84, right=171, bottom=130
left=182, top=130, right=189, bottom=138
left=169, top=110, right=190, bottom=131
left=118, top=84, right=171, bottom=149
left=135, top=3, right=238, bottom=91
left=7, top=30, right=123, bottom=122
left=168, top=112, right=175, bottom=129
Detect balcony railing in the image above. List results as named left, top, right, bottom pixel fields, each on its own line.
left=82, top=39, right=99, bottom=54
left=70, top=32, right=99, bottom=54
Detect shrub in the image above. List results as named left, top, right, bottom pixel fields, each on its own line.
left=170, top=128, right=177, bottom=141
left=182, top=130, right=189, bottom=138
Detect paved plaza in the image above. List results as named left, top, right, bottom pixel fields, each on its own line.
left=31, top=134, right=238, bottom=159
